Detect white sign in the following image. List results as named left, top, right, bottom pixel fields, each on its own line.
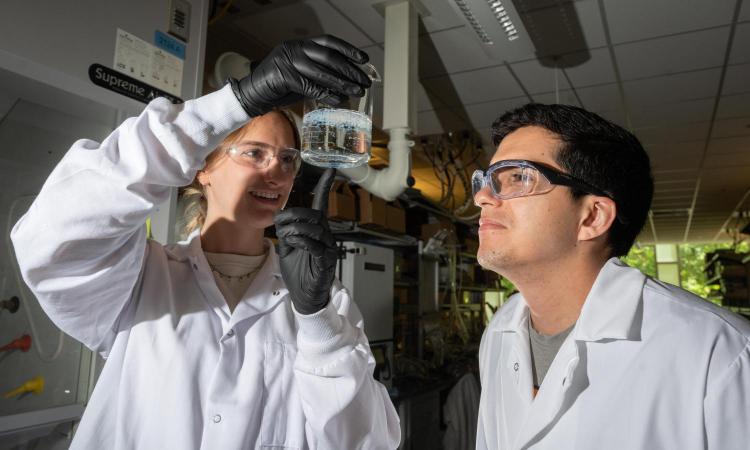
left=113, top=29, right=183, bottom=97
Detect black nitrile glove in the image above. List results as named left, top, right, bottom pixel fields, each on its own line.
left=230, top=35, right=371, bottom=117
left=274, top=168, right=339, bottom=315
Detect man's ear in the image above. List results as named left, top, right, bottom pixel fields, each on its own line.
left=578, top=196, right=617, bottom=242
left=197, top=170, right=210, bottom=187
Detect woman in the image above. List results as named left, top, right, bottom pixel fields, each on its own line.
left=11, top=36, right=400, bottom=449
left=180, top=109, right=300, bottom=313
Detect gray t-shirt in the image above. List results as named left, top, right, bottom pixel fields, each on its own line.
left=529, top=320, right=574, bottom=389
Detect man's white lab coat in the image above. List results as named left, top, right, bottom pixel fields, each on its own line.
left=476, top=258, right=750, bottom=450
left=10, top=86, right=400, bottom=449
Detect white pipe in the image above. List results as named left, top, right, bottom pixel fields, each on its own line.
left=339, top=127, right=413, bottom=201
left=340, top=0, right=419, bottom=201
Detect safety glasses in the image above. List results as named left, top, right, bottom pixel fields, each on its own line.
left=471, top=159, right=612, bottom=205
left=226, top=141, right=301, bottom=174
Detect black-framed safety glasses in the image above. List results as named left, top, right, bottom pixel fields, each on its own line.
left=472, top=159, right=614, bottom=204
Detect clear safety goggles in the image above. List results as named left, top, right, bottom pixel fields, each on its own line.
left=471, top=159, right=612, bottom=205
left=226, top=141, right=301, bottom=174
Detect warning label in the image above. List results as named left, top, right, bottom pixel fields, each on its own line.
left=113, top=29, right=184, bottom=97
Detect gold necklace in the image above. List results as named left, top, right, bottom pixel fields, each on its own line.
left=205, top=249, right=268, bottom=282
left=209, top=264, right=262, bottom=282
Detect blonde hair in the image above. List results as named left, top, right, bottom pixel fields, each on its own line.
left=180, top=109, right=301, bottom=236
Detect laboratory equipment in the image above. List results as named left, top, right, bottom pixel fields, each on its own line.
left=0, top=0, right=207, bottom=446
left=301, top=64, right=381, bottom=169
left=338, top=242, right=394, bottom=388
left=338, top=241, right=394, bottom=341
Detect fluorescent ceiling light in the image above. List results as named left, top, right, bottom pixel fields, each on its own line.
left=486, top=0, right=519, bottom=41
left=453, top=0, right=521, bottom=44
left=453, top=0, right=494, bottom=44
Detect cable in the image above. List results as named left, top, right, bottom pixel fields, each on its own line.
left=447, top=248, right=469, bottom=344
left=420, top=133, right=483, bottom=222
left=425, top=137, right=453, bottom=206
left=439, top=138, right=456, bottom=208
left=451, top=142, right=472, bottom=215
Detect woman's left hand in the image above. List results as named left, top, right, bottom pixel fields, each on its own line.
left=274, top=169, right=338, bottom=315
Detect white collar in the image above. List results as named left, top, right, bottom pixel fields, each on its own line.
left=495, top=258, right=646, bottom=342
left=167, top=229, right=283, bottom=278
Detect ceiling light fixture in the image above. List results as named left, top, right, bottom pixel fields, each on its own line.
left=453, top=0, right=493, bottom=44
left=488, top=0, right=519, bottom=40
left=453, top=0, right=521, bottom=44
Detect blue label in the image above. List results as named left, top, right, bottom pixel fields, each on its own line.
left=154, top=30, right=186, bottom=60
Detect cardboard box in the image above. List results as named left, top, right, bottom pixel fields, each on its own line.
left=327, top=180, right=356, bottom=221
left=386, top=201, right=406, bottom=234
left=357, top=189, right=388, bottom=228
left=394, top=287, right=410, bottom=305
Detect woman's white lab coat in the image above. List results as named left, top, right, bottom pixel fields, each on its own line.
left=476, top=258, right=750, bottom=450
left=10, top=86, right=400, bottom=450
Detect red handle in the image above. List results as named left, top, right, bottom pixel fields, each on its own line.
left=0, top=334, right=32, bottom=352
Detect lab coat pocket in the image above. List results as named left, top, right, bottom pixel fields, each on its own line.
left=262, top=340, right=306, bottom=449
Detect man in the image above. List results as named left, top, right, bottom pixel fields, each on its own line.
left=473, top=104, right=750, bottom=449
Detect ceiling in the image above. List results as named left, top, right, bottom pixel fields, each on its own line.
left=205, top=0, right=750, bottom=244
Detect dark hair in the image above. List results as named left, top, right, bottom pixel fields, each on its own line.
left=491, top=103, right=653, bottom=257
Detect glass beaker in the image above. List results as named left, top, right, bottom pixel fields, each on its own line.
left=301, top=63, right=381, bottom=168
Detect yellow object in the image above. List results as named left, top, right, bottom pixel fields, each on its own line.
left=4, top=376, right=44, bottom=399
left=145, top=217, right=152, bottom=240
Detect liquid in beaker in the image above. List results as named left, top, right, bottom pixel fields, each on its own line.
left=301, top=108, right=371, bottom=168
left=300, top=63, right=380, bottom=169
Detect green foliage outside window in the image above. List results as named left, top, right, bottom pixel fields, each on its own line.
left=623, top=241, right=750, bottom=305
left=621, top=244, right=657, bottom=278
left=679, top=241, right=749, bottom=304
left=491, top=240, right=748, bottom=307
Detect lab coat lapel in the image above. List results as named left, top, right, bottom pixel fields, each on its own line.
left=183, top=234, right=290, bottom=328
left=513, top=337, right=582, bottom=450
left=575, top=258, right=646, bottom=342
left=229, top=242, right=289, bottom=328
left=182, top=231, right=232, bottom=322
left=498, top=299, right=534, bottom=446
left=512, top=258, right=645, bottom=449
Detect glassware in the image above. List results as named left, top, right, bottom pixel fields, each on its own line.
left=301, top=63, right=381, bottom=168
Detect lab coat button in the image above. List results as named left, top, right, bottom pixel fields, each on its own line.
left=213, top=414, right=221, bottom=423
left=273, top=290, right=280, bottom=295
left=226, top=329, right=234, bottom=337
left=513, top=362, right=519, bottom=372
left=192, top=263, right=198, bottom=270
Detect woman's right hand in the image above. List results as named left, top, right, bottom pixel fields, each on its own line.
left=231, top=35, right=372, bottom=117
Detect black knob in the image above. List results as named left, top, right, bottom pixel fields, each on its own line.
left=1, top=296, right=20, bottom=314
